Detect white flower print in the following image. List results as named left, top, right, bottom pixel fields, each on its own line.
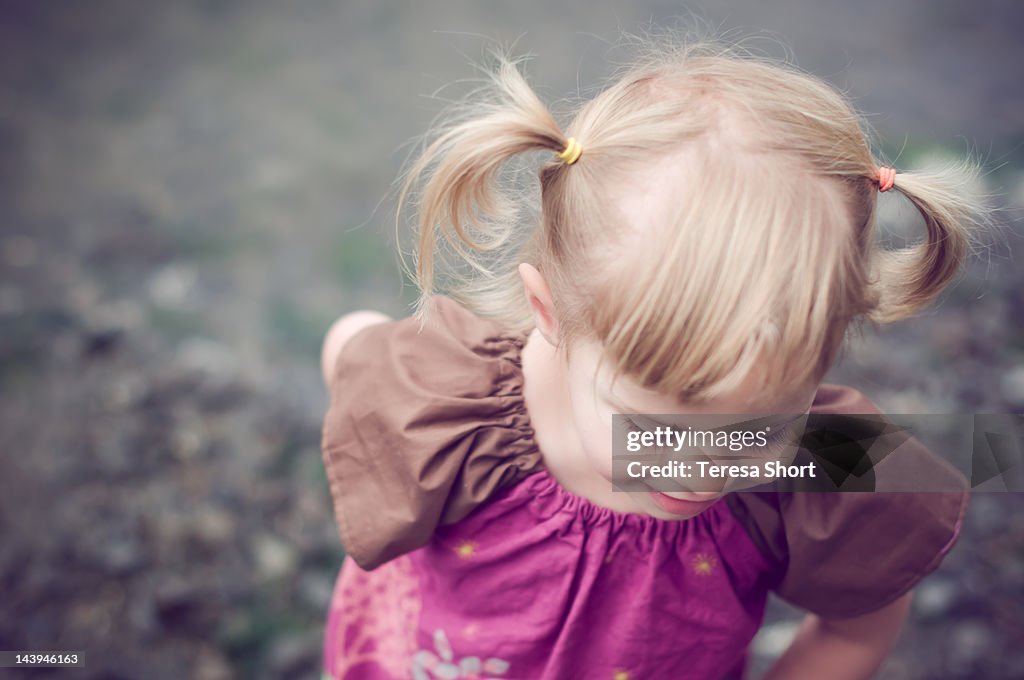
left=410, top=628, right=511, bottom=680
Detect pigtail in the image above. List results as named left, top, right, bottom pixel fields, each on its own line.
left=394, top=50, right=568, bottom=322
left=867, top=158, right=989, bottom=323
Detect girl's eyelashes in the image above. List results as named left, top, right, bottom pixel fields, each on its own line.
left=745, top=420, right=801, bottom=454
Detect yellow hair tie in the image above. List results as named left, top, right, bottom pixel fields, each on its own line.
left=557, top=137, right=583, bottom=165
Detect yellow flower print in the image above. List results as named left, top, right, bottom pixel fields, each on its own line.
left=454, top=540, right=478, bottom=559
left=691, top=552, right=717, bottom=576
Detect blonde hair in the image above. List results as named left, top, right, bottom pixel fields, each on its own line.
left=394, top=31, right=989, bottom=401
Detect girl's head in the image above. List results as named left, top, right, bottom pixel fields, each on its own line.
left=395, top=34, right=986, bottom=508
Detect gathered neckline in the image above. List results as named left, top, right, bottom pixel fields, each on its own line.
left=519, top=466, right=729, bottom=533
left=494, top=327, right=725, bottom=530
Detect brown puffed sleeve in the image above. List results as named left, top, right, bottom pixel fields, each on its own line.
left=320, top=296, right=542, bottom=571
left=726, top=384, right=969, bottom=619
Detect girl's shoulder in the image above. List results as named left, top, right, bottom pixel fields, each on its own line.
left=726, top=383, right=969, bottom=619
left=321, top=295, right=542, bottom=571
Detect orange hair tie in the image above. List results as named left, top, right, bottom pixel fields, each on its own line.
left=877, top=166, right=896, bottom=193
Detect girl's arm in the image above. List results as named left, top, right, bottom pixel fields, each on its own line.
left=320, top=310, right=393, bottom=386
left=759, top=591, right=913, bottom=680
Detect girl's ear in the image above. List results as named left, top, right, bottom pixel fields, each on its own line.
left=518, top=263, right=559, bottom=345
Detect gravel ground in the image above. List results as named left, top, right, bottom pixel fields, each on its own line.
left=0, top=2, right=1022, bottom=678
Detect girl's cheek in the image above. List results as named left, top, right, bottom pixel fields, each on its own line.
left=583, top=435, right=616, bottom=479
left=571, top=407, right=615, bottom=479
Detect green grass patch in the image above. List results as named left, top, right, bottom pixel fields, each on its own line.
left=326, top=227, right=395, bottom=287
left=268, top=298, right=335, bottom=358
left=147, top=306, right=207, bottom=341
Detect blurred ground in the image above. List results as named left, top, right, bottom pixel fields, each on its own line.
left=0, top=1, right=1022, bottom=678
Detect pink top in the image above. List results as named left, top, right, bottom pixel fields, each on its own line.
left=324, top=468, right=773, bottom=679
left=320, top=296, right=968, bottom=680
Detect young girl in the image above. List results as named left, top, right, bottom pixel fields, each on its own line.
left=319, top=36, right=982, bottom=680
